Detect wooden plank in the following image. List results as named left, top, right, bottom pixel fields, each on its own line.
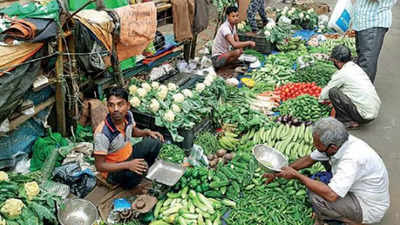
left=8, top=97, right=55, bottom=131
left=157, top=3, right=171, bottom=12
left=55, top=34, right=67, bottom=136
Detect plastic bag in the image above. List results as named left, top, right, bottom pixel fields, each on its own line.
left=52, top=163, right=96, bottom=198
left=328, top=0, right=352, bottom=33
left=185, top=144, right=208, bottom=167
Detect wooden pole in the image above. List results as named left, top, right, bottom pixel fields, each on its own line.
left=55, top=32, right=67, bottom=136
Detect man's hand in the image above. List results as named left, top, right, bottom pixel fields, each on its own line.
left=263, top=173, right=277, bottom=184
left=147, top=130, right=165, bottom=142
left=277, top=167, right=299, bottom=180
left=248, top=41, right=256, bottom=47
left=126, top=159, right=148, bottom=175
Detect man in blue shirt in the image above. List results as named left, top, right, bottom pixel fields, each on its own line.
left=352, top=0, right=396, bottom=83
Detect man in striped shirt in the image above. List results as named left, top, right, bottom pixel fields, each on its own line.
left=352, top=0, right=397, bottom=83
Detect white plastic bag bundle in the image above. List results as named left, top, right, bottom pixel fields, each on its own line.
left=328, top=0, right=352, bottom=33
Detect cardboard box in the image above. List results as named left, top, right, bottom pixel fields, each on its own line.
left=293, top=1, right=330, bottom=15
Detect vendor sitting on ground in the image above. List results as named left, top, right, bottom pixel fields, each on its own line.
left=247, top=0, right=269, bottom=34
left=94, top=87, right=164, bottom=189
left=319, top=45, right=381, bottom=129
left=264, top=117, right=390, bottom=225
left=212, top=6, right=256, bottom=70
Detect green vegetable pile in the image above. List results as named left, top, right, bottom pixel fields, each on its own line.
left=225, top=177, right=314, bottom=225
left=277, top=95, right=331, bottom=122
left=159, top=144, right=186, bottom=163
left=194, top=132, right=220, bottom=155
left=291, top=60, right=338, bottom=87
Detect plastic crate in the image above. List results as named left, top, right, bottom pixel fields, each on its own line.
left=238, top=33, right=273, bottom=54
left=179, top=75, right=205, bottom=90
left=130, top=109, right=212, bottom=149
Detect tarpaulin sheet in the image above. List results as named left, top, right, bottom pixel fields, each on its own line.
left=0, top=48, right=44, bottom=124
left=0, top=42, right=44, bottom=76
left=0, top=0, right=59, bottom=20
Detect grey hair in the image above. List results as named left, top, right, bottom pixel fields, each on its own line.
left=312, top=117, right=349, bottom=147
left=330, top=45, right=352, bottom=63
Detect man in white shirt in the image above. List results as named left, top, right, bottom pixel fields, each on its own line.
left=266, top=118, right=390, bottom=225
left=212, top=6, right=255, bottom=70
left=319, top=45, right=381, bottom=129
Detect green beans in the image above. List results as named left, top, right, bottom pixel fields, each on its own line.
left=159, top=144, right=185, bottom=163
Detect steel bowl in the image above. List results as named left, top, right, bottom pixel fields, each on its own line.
left=252, top=144, right=289, bottom=172
left=58, top=199, right=99, bottom=225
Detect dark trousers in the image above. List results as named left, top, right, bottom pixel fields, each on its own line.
left=355, top=27, right=388, bottom=83
left=329, top=87, right=372, bottom=124
left=247, top=0, right=268, bottom=32
left=107, top=137, right=162, bottom=189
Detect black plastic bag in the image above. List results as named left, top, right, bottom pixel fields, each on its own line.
left=52, top=163, right=96, bottom=198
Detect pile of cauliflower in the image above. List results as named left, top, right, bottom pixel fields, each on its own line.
left=127, top=74, right=217, bottom=123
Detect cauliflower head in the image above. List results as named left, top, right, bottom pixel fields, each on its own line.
left=137, top=88, right=148, bottom=98
left=299, top=13, right=304, bottom=19
left=167, top=83, right=177, bottom=91
left=171, top=104, right=181, bottom=113
left=203, top=80, right=212, bottom=87
left=1, top=199, right=24, bottom=217
left=129, top=97, right=141, bottom=107
left=308, top=8, right=314, bottom=13
left=149, top=99, right=160, bottom=112
left=0, top=171, right=8, bottom=181
left=173, top=93, right=185, bottom=103
left=0, top=215, right=5, bottom=225
left=264, top=30, right=271, bottom=37
left=157, top=89, right=168, bottom=101
left=195, top=83, right=205, bottom=92
left=141, top=83, right=152, bottom=92
left=24, top=181, right=40, bottom=200
left=266, top=22, right=275, bottom=30
left=163, top=110, right=175, bottom=122
left=129, top=85, right=138, bottom=95
left=151, top=81, right=160, bottom=89
left=182, top=89, right=193, bottom=98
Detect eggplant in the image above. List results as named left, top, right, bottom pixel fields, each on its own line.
left=305, top=121, right=313, bottom=126
left=282, top=115, right=289, bottom=123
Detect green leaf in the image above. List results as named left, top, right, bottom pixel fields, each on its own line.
left=28, top=201, right=56, bottom=223
left=21, top=208, right=39, bottom=225
left=6, top=221, right=20, bottom=225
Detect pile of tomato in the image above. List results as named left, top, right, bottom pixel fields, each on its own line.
left=274, top=82, right=322, bottom=102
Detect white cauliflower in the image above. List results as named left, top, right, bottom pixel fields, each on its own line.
left=167, top=83, right=177, bottom=91
left=1, top=199, right=25, bottom=217
left=129, top=85, right=138, bottom=95
left=159, top=84, right=168, bottom=91
left=308, top=8, right=314, bottom=13
left=203, top=80, right=212, bottom=87
left=137, top=88, right=147, bottom=98
left=141, top=83, right=152, bottom=92
left=299, top=13, right=304, bottom=19
left=306, top=15, right=310, bottom=19
left=195, top=83, right=205, bottom=92
left=206, top=73, right=216, bottom=81
left=264, top=30, right=271, bottom=37
left=0, top=215, right=5, bottom=225
left=129, top=97, right=141, bottom=107
left=151, top=81, right=160, bottom=89
left=320, top=25, right=326, bottom=30
left=182, top=89, right=193, bottom=98
left=24, top=182, right=40, bottom=201
left=266, top=22, right=276, bottom=30
left=163, top=110, right=175, bottom=122
left=157, top=89, right=168, bottom=101
left=149, top=99, right=160, bottom=112
left=171, top=104, right=181, bottom=113
left=173, top=93, right=185, bottom=103
left=0, top=171, right=8, bottom=181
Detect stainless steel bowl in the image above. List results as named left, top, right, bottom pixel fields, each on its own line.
left=252, top=144, right=289, bottom=172
left=58, top=199, right=99, bottom=225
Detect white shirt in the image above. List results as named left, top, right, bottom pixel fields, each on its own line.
left=311, top=135, right=390, bottom=224
left=212, top=20, right=236, bottom=57
left=319, top=62, right=381, bottom=120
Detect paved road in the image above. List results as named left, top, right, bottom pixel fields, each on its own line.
left=349, top=3, right=400, bottom=224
